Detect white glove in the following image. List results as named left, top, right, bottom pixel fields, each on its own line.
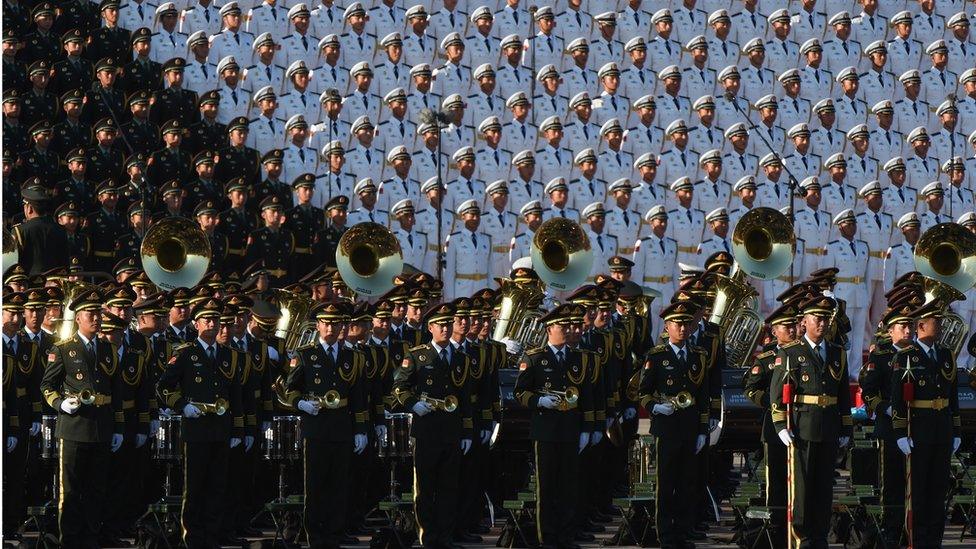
left=695, top=434, right=707, bottom=454
left=135, top=434, right=148, bottom=448
left=897, top=437, right=913, bottom=456
left=354, top=434, right=368, bottom=454
left=709, top=418, right=720, bottom=432
left=61, top=397, right=81, bottom=415
left=6, top=436, right=17, bottom=453
left=623, top=407, right=637, bottom=420
left=652, top=403, right=675, bottom=416
left=778, top=429, right=793, bottom=447
left=230, top=437, right=241, bottom=449
left=159, top=408, right=173, bottom=417
left=30, top=422, right=40, bottom=436
left=578, top=432, right=590, bottom=453
left=591, top=430, right=603, bottom=445
left=838, top=436, right=850, bottom=448
left=412, top=401, right=435, bottom=416
left=297, top=400, right=320, bottom=416
left=244, top=435, right=255, bottom=452
left=480, top=429, right=491, bottom=445
left=375, top=424, right=388, bottom=442
left=460, top=438, right=472, bottom=455
left=261, top=421, right=271, bottom=432
left=111, top=433, right=124, bottom=452
left=501, top=337, right=522, bottom=356
left=149, top=419, right=160, bottom=438
left=953, top=437, right=962, bottom=454
left=537, top=395, right=559, bottom=409
left=182, top=403, right=202, bottom=418
left=885, top=406, right=893, bottom=417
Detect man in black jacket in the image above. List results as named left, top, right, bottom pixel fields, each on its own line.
left=13, top=187, right=69, bottom=276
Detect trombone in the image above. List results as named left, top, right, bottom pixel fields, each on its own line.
left=419, top=393, right=459, bottom=412
left=189, top=398, right=229, bottom=416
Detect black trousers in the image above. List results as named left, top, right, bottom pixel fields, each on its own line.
left=304, top=439, right=352, bottom=549
left=59, top=439, right=110, bottom=549
left=909, top=442, right=950, bottom=549
left=221, top=442, right=246, bottom=536
left=879, top=440, right=905, bottom=545
left=575, top=437, right=603, bottom=524
left=182, top=440, right=229, bottom=549
left=791, top=439, right=838, bottom=549
left=764, top=441, right=787, bottom=549
left=457, top=436, right=487, bottom=534
left=347, top=440, right=373, bottom=531
left=535, top=440, right=579, bottom=548
left=655, top=436, right=696, bottom=547
left=414, top=439, right=461, bottom=548
left=3, top=438, right=28, bottom=535
left=105, top=436, right=143, bottom=535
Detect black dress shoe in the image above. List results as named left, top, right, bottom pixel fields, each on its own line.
left=574, top=532, right=595, bottom=542
left=583, top=522, right=605, bottom=533
left=454, top=532, right=483, bottom=543
left=237, top=526, right=262, bottom=537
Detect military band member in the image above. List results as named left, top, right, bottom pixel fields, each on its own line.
left=284, top=302, right=368, bottom=548
left=2, top=292, right=33, bottom=538
left=859, top=304, right=915, bottom=548
left=743, top=304, right=798, bottom=547
left=770, top=296, right=853, bottom=549
left=514, top=303, right=595, bottom=549
left=41, top=289, right=125, bottom=549
left=246, top=196, right=295, bottom=287
left=313, top=195, right=351, bottom=270
left=156, top=298, right=244, bottom=549
left=285, top=173, right=325, bottom=280
left=394, top=302, right=474, bottom=549
left=890, top=300, right=961, bottom=549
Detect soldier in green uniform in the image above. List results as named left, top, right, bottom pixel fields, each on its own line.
left=121, top=90, right=161, bottom=154
left=890, top=300, right=961, bottom=549
left=285, top=173, right=325, bottom=281
left=394, top=301, right=474, bottom=549
left=3, top=90, right=31, bottom=155
left=40, top=289, right=125, bottom=549
left=51, top=90, right=93, bottom=157
left=146, top=119, right=191, bottom=190
left=186, top=91, right=227, bottom=156
left=514, top=303, right=596, bottom=549
left=155, top=298, right=244, bottom=549
left=859, top=303, right=916, bottom=547
left=2, top=292, right=33, bottom=541
left=21, top=120, right=63, bottom=187
left=98, top=310, right=151, bottom=545
left=87, top=117, right=126, bottom=182
left=249, top=149, right=293, bottom=215
left=85, top=180, right=127, bottom=272
left=284, top=301, right=369, bottom=548
left=85, top=0, right=130, bottom=64
left=13, top=187, right=70, bottom=276
left=21, top=61, right=58, bottom=127
left=18, top=4, right=60, bottom=65
left=120, top=28, right=162, bottom=95
left=81, top=57, right=125, bottom=126
left=50, top=29, right=93, bottom=97
left=55, top=200, right=92, bottom=264
left=742, top=303, right=798, bottom=548
left=364, top=299, right=410, bottom=433
left=215, top=116, right=261, bottom=187
left=149, top=57, right=199, bottom=127
left=114, top=200, right=149, bottom=260
left=770, top=296, right=853, bottom=549
left=245, top=196, right=295, bottom=287
left=195, top=200, right=228, bottom=273
left=218, top=178, right=255, bottom=275
left=313, top=194, right=350, bottom=266
left=184, top=150, right=224, bottom=215
left=638, top=301, right=710, bottom=549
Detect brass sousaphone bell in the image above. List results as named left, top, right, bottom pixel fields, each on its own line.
left=530, top=218, right=594, bottom=291
left=914, top=223, right=976, bottom=356
left=335, top=222, right=404, bottom=297
left=140, top=217, right=212, bottom=291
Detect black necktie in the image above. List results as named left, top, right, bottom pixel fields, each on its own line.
left=439, top=347, right=449, bottom=365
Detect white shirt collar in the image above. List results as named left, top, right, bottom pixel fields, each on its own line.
left=804, top=334, right=823, bottom=353
left=915, top=338, right=934, bottom=356
left=548, top=343, right=565, bottom=356
left=430, top=340, right=452, bottom=359
left=668, top=341, right=686, bottom=355
left=77, top=332, right=94, bottom=347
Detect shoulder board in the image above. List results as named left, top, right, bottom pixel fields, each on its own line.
left=649, top=344, right=669, bottom=354
left=757, top=350, right=776, bottom=359
left=689, top=345, right=706, bottom=354
left=174, top=342, right=194, bottom=353
left=409, top=343, right=431, bottom=353
left=782, top=340, right=803, bottom=349
left=896, top=344, right=916, bottom=353
left=525, top=347, right=546, bottom=356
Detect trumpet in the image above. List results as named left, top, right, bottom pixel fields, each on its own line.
left=658, top=391, right=695, bottom=410
left=190, top=398, right=229, bottom=416
left=420, top=393, right=458, bottom=413
left=309, top=390, right=343, bottom=409
left=541, top=386, right=580, bottom=410
left=65, top=389, right=96, bottom=405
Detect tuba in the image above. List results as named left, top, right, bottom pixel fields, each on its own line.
left=335, top=222, right=404, bottom=297
left=530, top=218, right=594, bottom=291
left=140, top=217, right=212, bottom=291
left=55, top=279, right=102, bottom=341
left=914, top=223, right=976, bottom=356
left=491, top=275, right=548, bottom=359
left=711, top=208, right=795, bottom=368
left=271, top=288, right=315, bottom=351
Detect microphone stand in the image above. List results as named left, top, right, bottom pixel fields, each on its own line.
left=420, top=108, right=448, bottom=281
left=726, top=93, right=800, bottom=282
left=528, top=6, right=538, bottom=128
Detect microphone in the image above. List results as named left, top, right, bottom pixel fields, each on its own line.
left=528, top=5, right=538, bottom=13
left=723, top=90, right=734, bottom=101
left=418, top=108, right=437, bottom=124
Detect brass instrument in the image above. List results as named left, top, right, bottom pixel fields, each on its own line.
left=711, top=208, right=796, bottom=369
left=271, top=288, right=315, bottom=351
left=335, top=222, right=404, bottom=297
left=420, top=393, right=458, bottom=412
left=2, top=228, right=17, bottom=270
left=540, top=386, right=579, bottom=410
left=140, top=217, right=212, bottom=291
left=492, top=275, right=548, bottom=358
left=190, top=398, right=229, bottom=416
left=310, top=390, right=343, bottom=409
left=659, top=391, right=695, bottom=409
left=65, top=389, right=96, bottom=405
left=55, top=279, right=102, bottom=341
left=530, top=218, right=594, bottom=291
left=914, top=223, right=976, bottom=356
